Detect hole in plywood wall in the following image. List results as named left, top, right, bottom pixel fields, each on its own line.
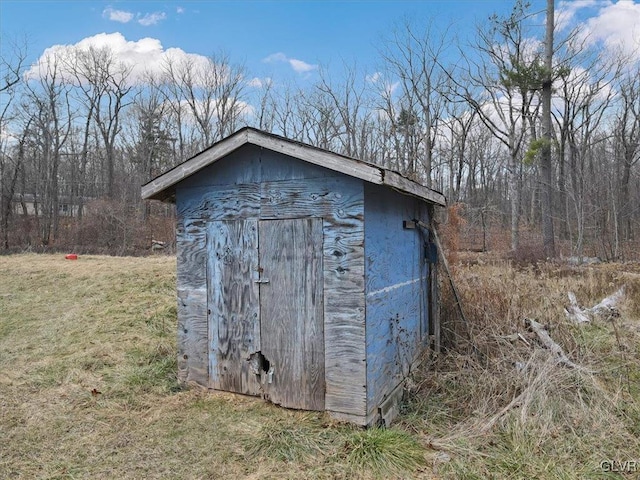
left=248, top=351, right=270, bottom=375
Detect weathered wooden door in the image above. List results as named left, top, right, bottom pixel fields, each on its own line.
left=208, top=217, right=325, bottom=410
left=258, top=218, right=325, bottom=410
left=207, top=220, right=261, bottom=395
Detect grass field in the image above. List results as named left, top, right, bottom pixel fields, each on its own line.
left=1, top=253, right=639, bottom=479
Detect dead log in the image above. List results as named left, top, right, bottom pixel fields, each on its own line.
left=564, top=287, right=625, bottom=324
left=589, top=287, right=625, bottom=316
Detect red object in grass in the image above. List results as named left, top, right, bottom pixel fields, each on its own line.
left=65, top=254, right=78, bottom=260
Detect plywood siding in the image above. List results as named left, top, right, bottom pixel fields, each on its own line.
left=175, top=145, right=337, bottom=191
left=323, top=210, right=366, bottom=415
left=177, top=185, right=260, bottom=220
left=364, top=184, right=430, bottom=417
left=175, top=217, right=208, bottom=385
left=174, top=147, right=366, bottom=417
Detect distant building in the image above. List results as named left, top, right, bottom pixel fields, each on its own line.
left=11, top=193, right=91, bottom=217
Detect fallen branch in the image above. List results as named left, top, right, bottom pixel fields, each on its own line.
left=479, top=390, right=525, bottom=433
left=525, top=318, right=580, bottom=369
left=496, top=333, right=531, bottom=347
left=590, top=287, right=625, bottom=315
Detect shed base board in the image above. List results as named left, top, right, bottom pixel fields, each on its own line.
left=378, top=381, right=405, bottom=426
left=202, top=387, right=373, bottom=425
left=192, top=386, right=405, bottom=427
left=327, top=410, right=376, bottom=427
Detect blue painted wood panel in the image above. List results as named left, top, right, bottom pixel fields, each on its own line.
left=364, top=183, right=430, bottom=416
left=175, top=144, right=339, bottom=190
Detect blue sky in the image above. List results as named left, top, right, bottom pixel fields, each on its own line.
left=1, top=1, right=639, bottom=86
left=2, top=1, right=518, bottom=75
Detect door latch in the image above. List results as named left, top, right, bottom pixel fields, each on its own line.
left=253, top=266, right=270, bottom=284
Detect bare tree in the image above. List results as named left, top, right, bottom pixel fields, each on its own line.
left=539, top=0, right=555, bottom=257
left=121, top=86, right=176, bottom=218
left=613, top=66, right=640, bottom=244
left=378, top=19, right=449, bottom=185
left=554, top=53, right=618, bottom=257
left=69, top=46, right=133, bottom=198
left=313, top=64, right=375, bottom=159
left=254, top=77, right=276, bottom=132
left=0, top=36, right=28, bottom=249
left=22, top=52, right=74, bottom=245
left=439, top=100, right=478, bottom=202
left=160, top=51, right=247, bottom=154
left=449, top=1, right=543, bottom=251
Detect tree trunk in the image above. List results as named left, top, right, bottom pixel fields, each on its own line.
left=540, top=0, right=556, bottom=257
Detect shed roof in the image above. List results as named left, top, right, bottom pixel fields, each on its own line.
left=141, top=127, right=446, bottom=206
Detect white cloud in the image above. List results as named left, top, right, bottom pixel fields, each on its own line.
left=138, top=11, right=167, bottom=26
left=176, top=6, right=185, bottom=14
left=366, top=72, right=382, bottom=83
left=102, top=7, right=134, bottom=23
left=25, top=32, right=211, bottom=86
left=247, top=77, right=263, bottom=88
left=263, top=52, right=287, bottom=63
left=102, top=6, right=167, bottom=27
left=262, top=52, right=317, bottom=74
left=556, top=1, right=604, bottom=30
left=246, top=77, right=273, bottom=89
left=288, top=58, right=316, bottom=73
left=582, top=1, right=640, bottom=59
left=557, top=0, right=640, bottom=62
left=247, top=77, right=262, bottom=88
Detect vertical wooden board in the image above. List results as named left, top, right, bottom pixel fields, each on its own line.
left=260, top=174, right=366, bottom=415
left=175, top=217, right=209, bottom=386
left=323, top=212, right=367, bottom=415
left=259, top=218, right=325, bottom=411
left=177, top=288, right=208, bottom=385
left=207, top=220, right=261, bottom=396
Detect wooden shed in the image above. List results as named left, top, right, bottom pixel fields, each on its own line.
left=142, top=127, right=446, bottom=426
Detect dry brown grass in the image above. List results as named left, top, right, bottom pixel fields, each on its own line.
left=1, top=253, right=639, bottom=479
left=403, top=254, right=640, bottom=478
left=0, top=254, right=432, bottom=480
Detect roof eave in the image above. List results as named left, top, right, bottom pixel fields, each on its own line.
left=141, top=129, right=250, bottom=201
left=141, top=127, right=446, bottom=207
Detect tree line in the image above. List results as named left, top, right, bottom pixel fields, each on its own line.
left=1, top=1, right=639, bottom=259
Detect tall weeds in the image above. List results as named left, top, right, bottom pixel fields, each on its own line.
left=406, top=256, right=640, bottom=478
